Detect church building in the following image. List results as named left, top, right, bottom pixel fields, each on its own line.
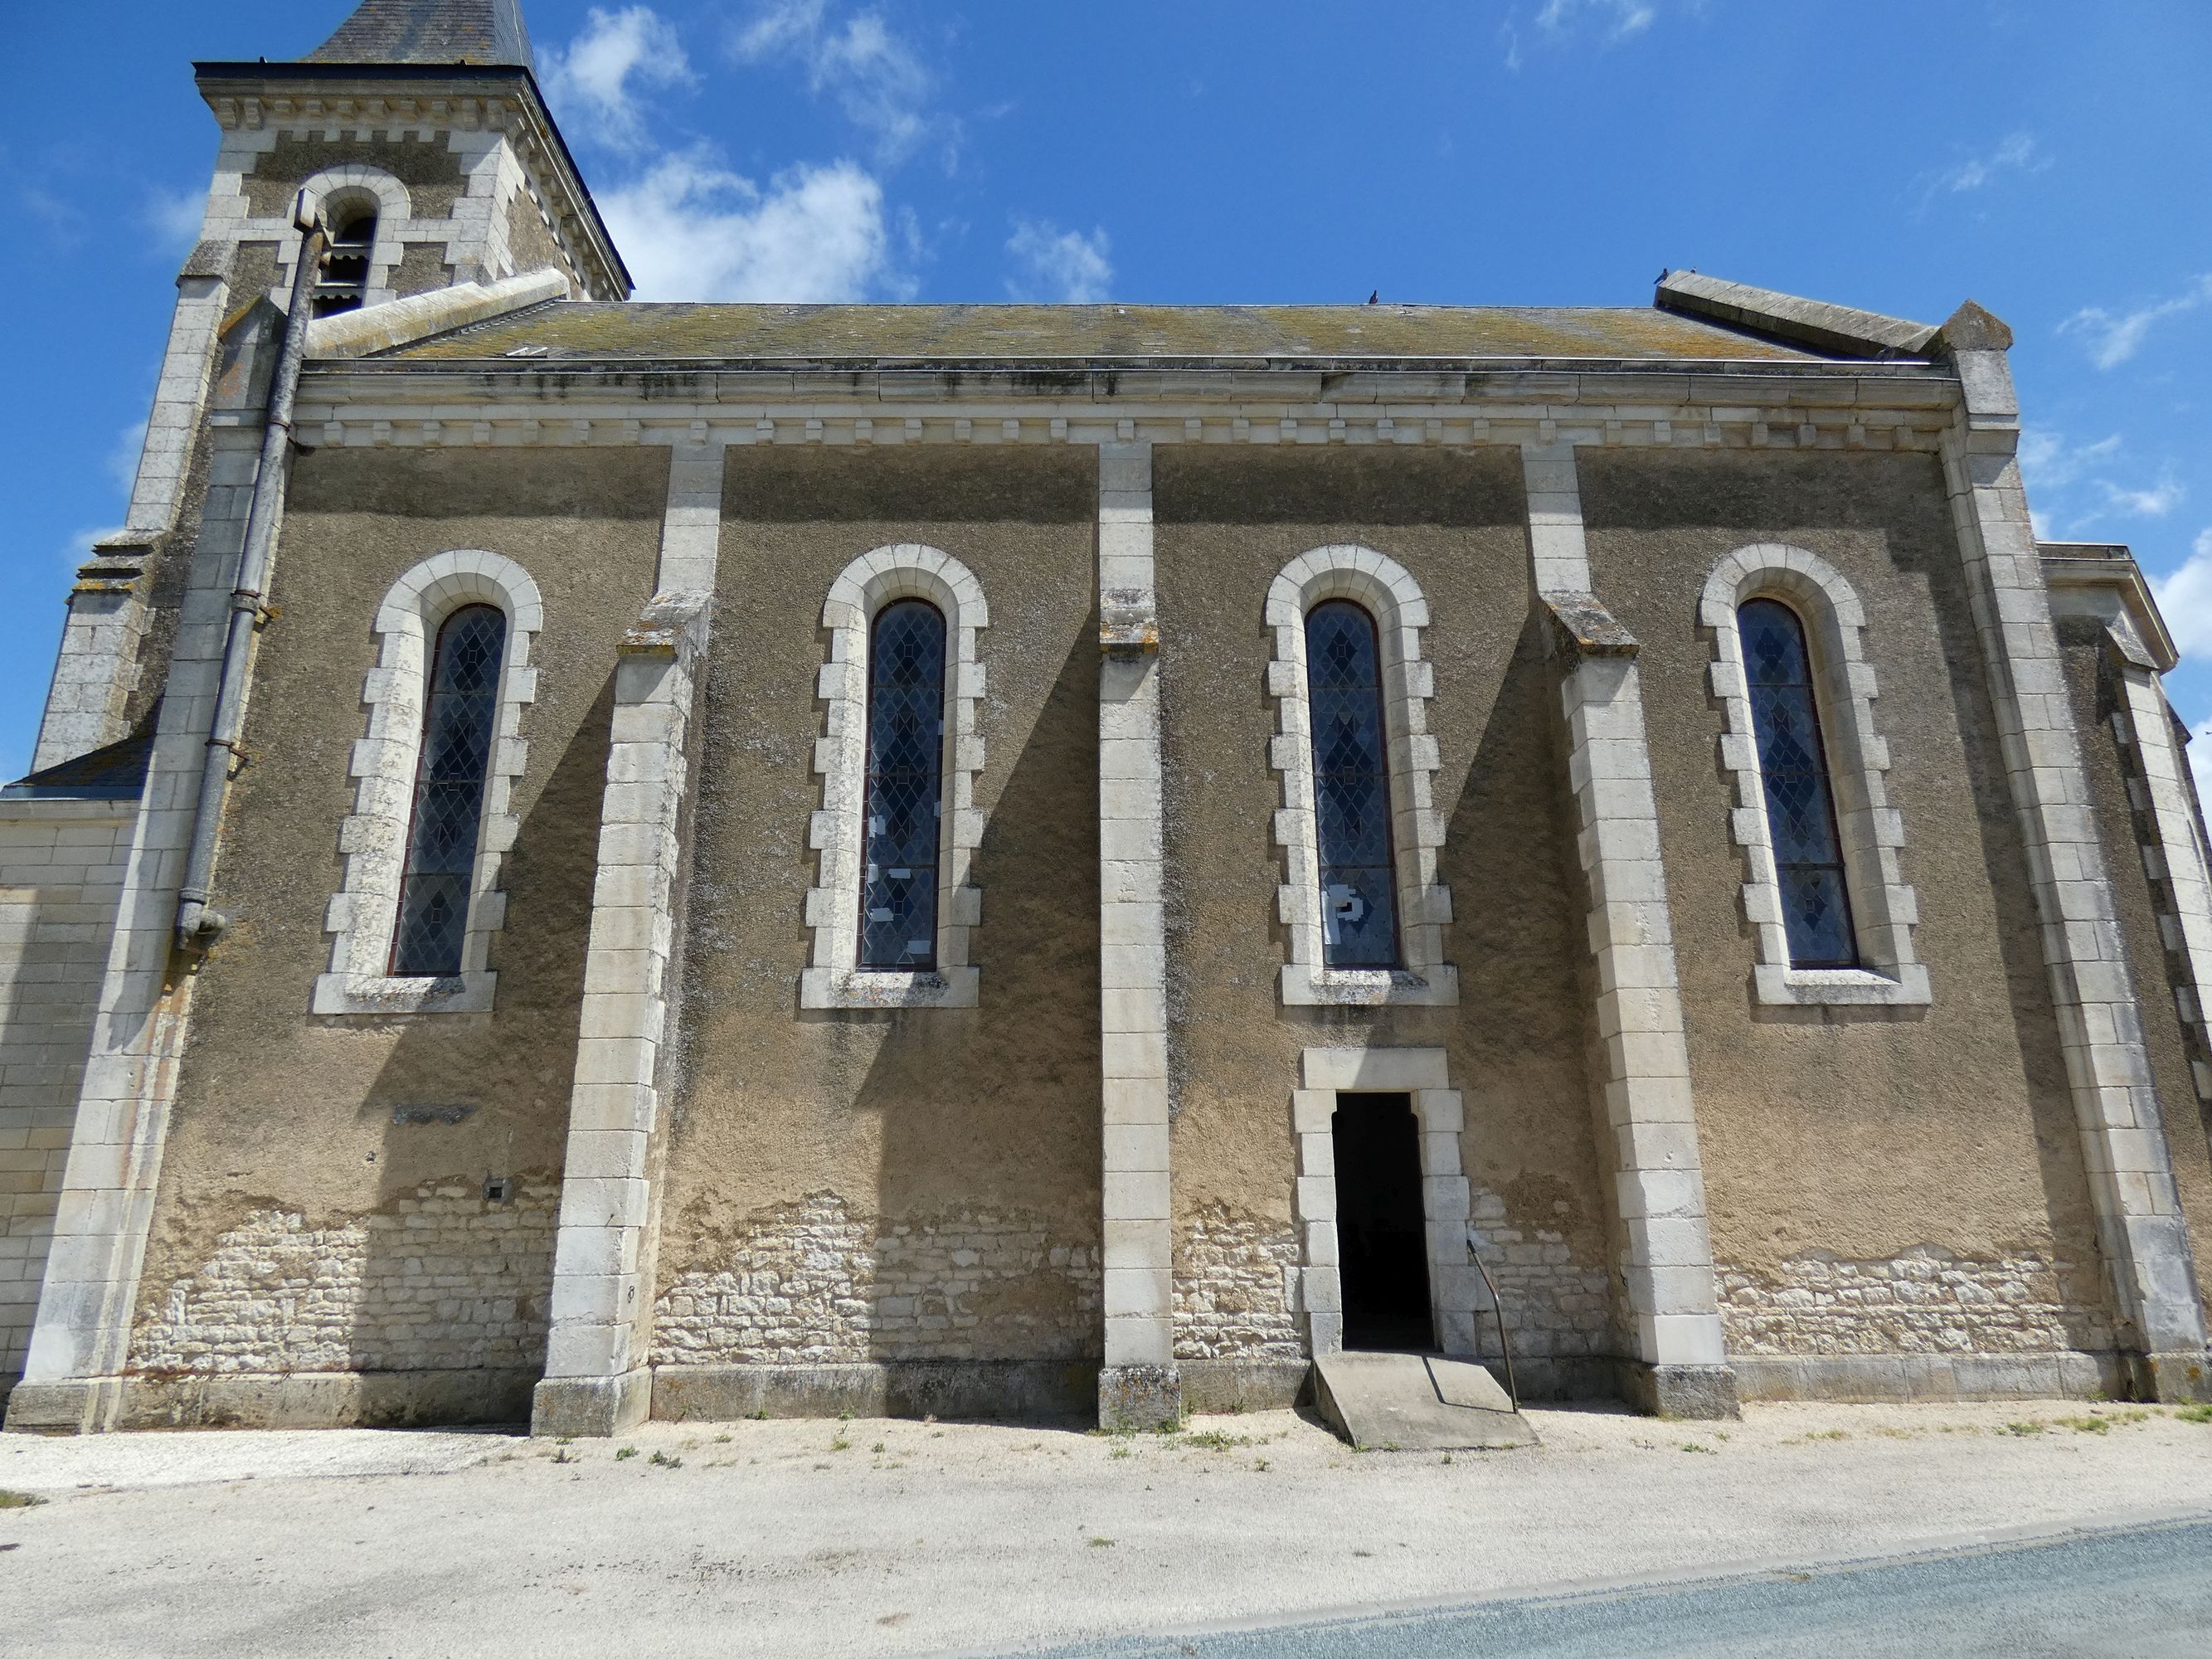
left=6, top=0, right=2211, bottom=1436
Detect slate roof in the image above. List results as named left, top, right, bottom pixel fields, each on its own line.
left=2, top=727, right=152, bottom=801
left=377, top=302, right=1841, bottom=367
left=304, top=0, right=533, bottom=69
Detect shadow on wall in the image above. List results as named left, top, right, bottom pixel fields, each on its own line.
left=853, top=624, right=1104, bottom=1410
left=1439, top=611, right=1626, bottom=1379
left=129, top=671, right=621, bottom=1426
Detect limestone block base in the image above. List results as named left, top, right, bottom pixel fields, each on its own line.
left=1098, top=1362, right=1182, bottom=1431
left=8, top=1369, right=536, bottom=1432
left=532, top=1370, right=652, bottom=1438
left=1177, top=1359, right=1310, bottom=1415
left=1623, top=1361, right=1741, bottom=1421
left=3, top=1376, right=126, bottom=1435
left=2127, top=1350, right=2212, bottom=1404
left=1731, top=1350, right=2127, bottom=1404
left=652, top=1360, right=1098, bottom=1424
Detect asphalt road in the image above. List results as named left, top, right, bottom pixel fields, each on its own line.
left=1019, top=1520, right=2212, bottom=1659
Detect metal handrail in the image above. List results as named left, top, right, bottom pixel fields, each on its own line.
left=1465, top=1238, right=1519, bottom=1412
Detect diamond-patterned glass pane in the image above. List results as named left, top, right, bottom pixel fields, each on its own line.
left=1739, top=599, right=1856, bottom=967
left=859, top=600, right=946, bottom=970
left=1305, top=601, right=1398, bottom=968
left=392, top=605, right=506, bottom=976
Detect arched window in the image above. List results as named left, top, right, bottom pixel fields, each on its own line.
left=1739, top=597, right=1855, bottom=968
left=858, top=598, right=948, bottom=971
left=312, top=207, right=377, bottom=317
left=1305, top=599, right=1399, bottom=968
left=391, top=604, right=508, bottom=976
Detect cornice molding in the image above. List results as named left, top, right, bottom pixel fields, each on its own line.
left=194, top=66, right=629, bottom=299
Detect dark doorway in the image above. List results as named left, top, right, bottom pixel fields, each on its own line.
left=1332, top=1092, right=1434, bottom=1350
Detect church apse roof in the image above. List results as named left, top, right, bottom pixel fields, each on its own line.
left=372, top=301, right=1857, bottom=367
left=304, top=0, right=532, bottom=69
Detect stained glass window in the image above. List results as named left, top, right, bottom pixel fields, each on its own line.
left=1305, top=600, right=1399, bottom=968
left=1740, top=598, right=1857, bottom=968
left=391, top=604, right=506, bottom=976
left=858, top=600, right=946, bottom=971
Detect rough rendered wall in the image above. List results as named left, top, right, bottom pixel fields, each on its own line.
left=2061, top=628, right=2212, bottom=1335
left=1152, top=446, right=1617, bottom=1366
left=1581, top=450, right=2113, bottom=1360
left=503, top=190, right=584, bottom=294
left=0, top=805, right=131, bottom=1394
left=655, top=446, right=1104, bottom=1369
left=128, top=446, right=667, bottom=1398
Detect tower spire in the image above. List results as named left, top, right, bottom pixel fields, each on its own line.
left=304, top=0, right=533, bottom=70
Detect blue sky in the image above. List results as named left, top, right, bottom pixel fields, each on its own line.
left=2, top=1, right=2209, bottom=782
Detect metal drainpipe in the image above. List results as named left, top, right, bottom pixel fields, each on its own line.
left=173, top=191, right=326, bottom=954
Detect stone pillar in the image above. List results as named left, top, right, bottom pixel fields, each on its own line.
left=1095, top=439, right=1179, bottom=1429
left=1935, top=306, right=2210, bottom=1399
left=1522, top=442, right=1737, bottom=1419
left=5, top=425, right=265, bottom=1433
left=33, top=265, right=230, bottom=771
left=533, top=443, right=722, bottom=1437
left=2112, top=660, right=2212, bottom=1107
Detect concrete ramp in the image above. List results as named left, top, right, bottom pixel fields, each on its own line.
left=1312, top=1351, right=1537, bottom=1451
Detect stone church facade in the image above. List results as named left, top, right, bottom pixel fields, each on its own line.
left=7, top=0, right=2212, bottom=1435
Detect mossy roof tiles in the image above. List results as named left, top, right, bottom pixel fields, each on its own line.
left=376, top=302, right=1834, bottom=366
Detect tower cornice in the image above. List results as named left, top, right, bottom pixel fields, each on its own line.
left=194, top=61, right=630, bottom=299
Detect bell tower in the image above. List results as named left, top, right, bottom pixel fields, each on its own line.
left=28, top=0, right=626, bottom=773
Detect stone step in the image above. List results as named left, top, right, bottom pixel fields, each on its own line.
left=1312, top=1350, right=1539, bottom=1451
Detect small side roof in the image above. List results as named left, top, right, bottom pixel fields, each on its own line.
left=304, top=0, right=532, bottom=69
left=2, top=727, right=151, bottom=802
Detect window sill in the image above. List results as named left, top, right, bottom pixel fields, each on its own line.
left=312, top=971, right=497, bottom=1017
left=1753, top=963, right=1930, bottom=1008
left=800, top=966, right=980, bottom=1011
left=1280, top=962, right=1459, bottom=1008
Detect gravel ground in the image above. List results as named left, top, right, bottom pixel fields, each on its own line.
left=2, top=1399, right=2208, bottom=1657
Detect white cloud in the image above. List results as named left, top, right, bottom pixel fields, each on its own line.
left=2101, top=474, right=2186, bottom=518
left=2019, top=427, right=2186, bottom=537
left=598, top=150, right=889, bottom=301
left=2018, top=428, right=2121, bottom=493
left=1535, top=0, right=1657, bottom=40
left=106, top=421, right=147, bottom=498
left=2060, top=274, right=2212, bottom=370
left=2154, top=529, right=2212, bottom=661
left=729, top=1, right=946, bottom=165
left=1929, top=131, right=2044, bottom=197
left=145, top=187, right=204, bottom=251
left=543, top=6, right=695, bottom=152
left=1004, top=221, right=1111, bottom=304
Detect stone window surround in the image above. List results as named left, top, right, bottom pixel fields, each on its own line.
left=313, top=549, right=542, bottom=1017
left=1265, top=546, right=1457, bottom=1007
left=1700, top=542, right=1929, bottom=1007
left=801, top=543, right=986, bottom=1010
left=280, top=166, right=414, bottom=312
left=1290, top=1045, right=1478, bottom=1358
